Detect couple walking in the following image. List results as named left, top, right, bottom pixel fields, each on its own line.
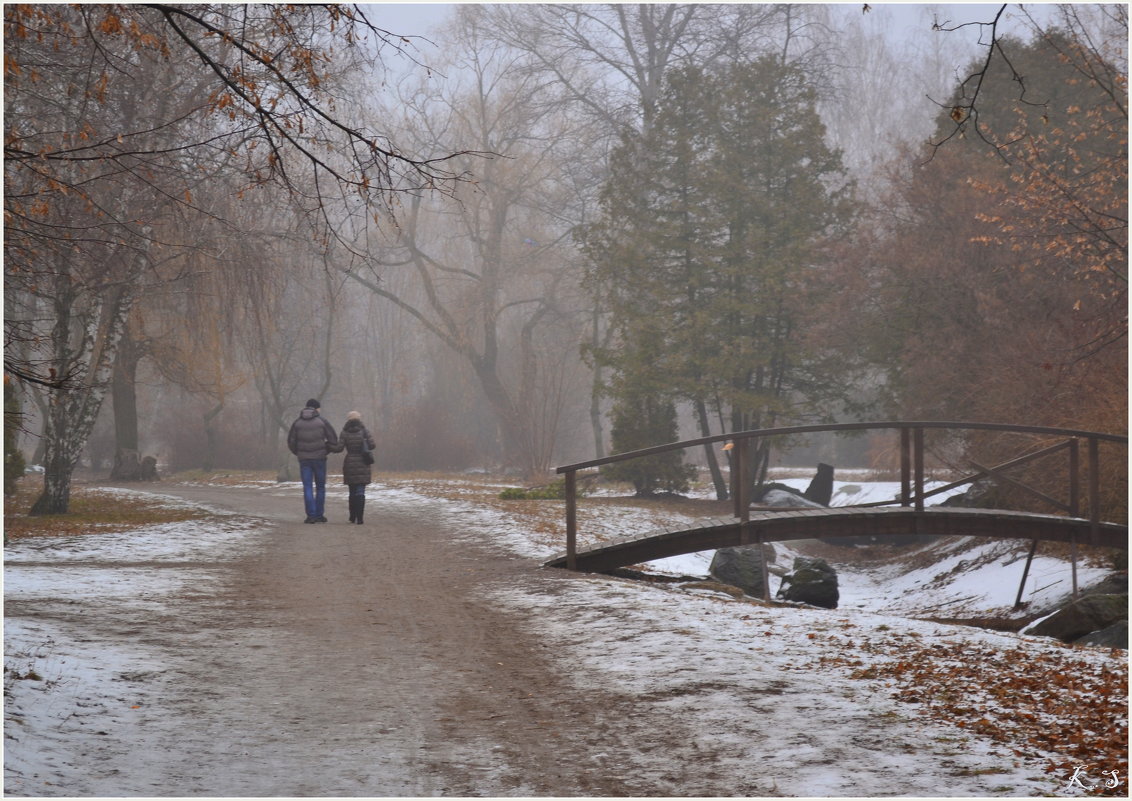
left=287, top=399, right=375, bottom=524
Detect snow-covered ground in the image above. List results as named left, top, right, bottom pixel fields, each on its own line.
left=370, top=476, right=1128, bottom=796
left=5, top=479, right=1127, bottom=797
left=4, top=488, right=267, bottom=795
left=642, top=475, right=1113, bottom=621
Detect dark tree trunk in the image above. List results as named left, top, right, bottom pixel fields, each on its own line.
left=589, top=308, right=607, bottom=461
left=111, top=330, right=141, bottom=454
left=202, top=402, right=223, bottom=472
left=695, top=398, right=728, bottom=500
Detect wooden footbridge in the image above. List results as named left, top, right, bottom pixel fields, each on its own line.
left=545, top=422, right=1127, bottom=603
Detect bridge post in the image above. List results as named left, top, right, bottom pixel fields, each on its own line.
left=734, top=438, right=749, bottom=522
left=1065, top=437, right=1081, bottom=603
left=1077, top=436, right=1102, bottom=600
left=914, top=427, right=925, bottom=513
left=900, top=427, right=911, bottom=507
left=1068, top=438, right=1080, bottom=517
left=565, top=470, right=577, bottom=571
left=1014, top=540, right=1038, bottom=609
left=1088, top=436, right=1101, bottom=532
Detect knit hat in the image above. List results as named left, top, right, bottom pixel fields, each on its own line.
left=346, top=410, right=362, bottom=421
left=305, top=398, right=320, bottom=409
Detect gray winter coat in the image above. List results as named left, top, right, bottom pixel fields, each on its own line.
left=288, top=408, right=339, bottom=460
left=338, top=419, right=375, bottom=485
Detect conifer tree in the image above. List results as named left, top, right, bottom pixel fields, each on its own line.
left=585, top=58, right=854, bottom=495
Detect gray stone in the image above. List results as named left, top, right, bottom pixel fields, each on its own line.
left=758, top=489, right=826, bottom=509
left=1084, top=573, right=1128, bottom=597
left=1028, top=593, right=1128, bottom=643
left=939, top=478, right=1000, bottom=509
left=777, top=556, right=839, bottom=609
left=709, top=544, right=777, bottom=598
left=1075, top=620, right=1128, bottom=649
left=803, top=463, right=834, bottom=506
left=139, top=455, right=159, bottom=481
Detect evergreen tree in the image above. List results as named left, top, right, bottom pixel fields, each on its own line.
left=584, top=58, right=854, bottom=495
left=602, top=385, right=696, bottom=497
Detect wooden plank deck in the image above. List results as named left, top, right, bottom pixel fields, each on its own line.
left=543, top=506, right=1129, bottom=573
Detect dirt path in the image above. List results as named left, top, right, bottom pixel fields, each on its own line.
left=13, top=481, right=1117, bottom=797
left=56, top=483, right=691, bottom=797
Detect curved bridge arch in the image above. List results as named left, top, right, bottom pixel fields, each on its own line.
left=549, top=421, right=1127, bottom=600
left=543, top=507, right=1128, bottom=574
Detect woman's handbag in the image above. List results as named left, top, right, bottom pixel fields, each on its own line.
left=361, top=431, right=375, bottom=465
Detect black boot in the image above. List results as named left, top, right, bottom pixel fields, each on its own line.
left=356, top=498, right=365, bottom=525
left=348, top=495, right=357, bottom=523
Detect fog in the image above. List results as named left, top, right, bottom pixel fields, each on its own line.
left=6, top=4, right=1125, bottom=504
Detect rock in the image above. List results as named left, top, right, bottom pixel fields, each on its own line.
left=1083, top=573, right=1128, bottom=597
left=709, top=544, right=777, bottom=598
left=1075, top=620, right=1128, bottom=649
left=939, top=478, right=999, bottom=509
left=681, top=580, right=746, bottom=600
left=757, top=488, right=826, bottom=509
left=1027, top=593, right=1128, bottom=643
left=139, top=455, right=159, bottom=481
left=803, top=463, right=834, bottom=506
left=777, top=556, right=839, bottom=609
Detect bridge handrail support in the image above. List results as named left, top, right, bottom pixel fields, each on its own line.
left=565, top=469, right=577, bottom=571
left=556, top=422, right=1126, bottom=585
left=556, top=421, right=1127, bottom=476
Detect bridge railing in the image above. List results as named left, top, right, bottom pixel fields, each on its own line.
left=555, top=421, right=1127, bottom=573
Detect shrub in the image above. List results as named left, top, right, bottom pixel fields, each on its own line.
left=499, top=479, right=570, bottom=500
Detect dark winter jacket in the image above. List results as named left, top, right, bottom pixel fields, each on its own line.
left=287, top=408, right=339, bottom=460
left=339, top=419, right=376, bottom=486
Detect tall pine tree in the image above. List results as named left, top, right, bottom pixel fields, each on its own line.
left=585, top=58, right=854, bottom=496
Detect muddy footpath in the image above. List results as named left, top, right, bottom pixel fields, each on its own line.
left=6, top=483, right=730, bottom=797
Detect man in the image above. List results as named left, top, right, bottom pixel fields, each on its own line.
left=287, top=399, right=339, bottom=523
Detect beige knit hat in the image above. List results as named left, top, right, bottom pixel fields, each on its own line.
left=346, top=410, right=362, bottom=421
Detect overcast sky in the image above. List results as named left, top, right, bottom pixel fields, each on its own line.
left=365, top=3, right=1018, bottom=40
left=360, top=1, right=1028, bottom=99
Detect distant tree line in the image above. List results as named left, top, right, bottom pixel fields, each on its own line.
left=4, top=4, right=1125, bottom=521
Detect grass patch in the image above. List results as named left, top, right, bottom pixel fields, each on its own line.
left=168, top=469, right=277, bottom=485
left=499, top=478, right=571, bottom=500
left=4, top=478, right=209, bottom=541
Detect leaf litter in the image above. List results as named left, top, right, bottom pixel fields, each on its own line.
left=4, top=473, right=1127, bottom=797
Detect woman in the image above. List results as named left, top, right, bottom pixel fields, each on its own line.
left=338, top=411, right=376, bottom=524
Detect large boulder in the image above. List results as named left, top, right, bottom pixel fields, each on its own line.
left=1083, top=573, right=1128, bottom=596
left=756, top=487, right=826, bottom=509
left=777, top=556, right=839, bottom=609
left=1027, top=593, right=1128, bottom=643
left=1076, top=620, right=1128, bottom=649
left=139, top=455, right=159, bottom=482
left=709, top=544, right=778, bottom=598
left=803, top=463, right=834, bottom=506
left=939, top=478, right=1000, bottom=509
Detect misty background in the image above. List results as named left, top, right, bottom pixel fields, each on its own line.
left=5, top=3, right=1126, bottom=510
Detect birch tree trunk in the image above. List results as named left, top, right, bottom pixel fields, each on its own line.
left=30, top=265, right=139, bottom=515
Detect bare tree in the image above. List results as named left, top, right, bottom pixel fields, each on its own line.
left=4, top=4, right=472, bottom=512
left=476, top=4, right=843, bottom=468
left=480, top=4, right=818, bottom=133
left=341, top=8, right=596, bottom=476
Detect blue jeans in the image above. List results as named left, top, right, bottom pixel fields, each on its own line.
left=299, top=458, right=328, bottom=518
